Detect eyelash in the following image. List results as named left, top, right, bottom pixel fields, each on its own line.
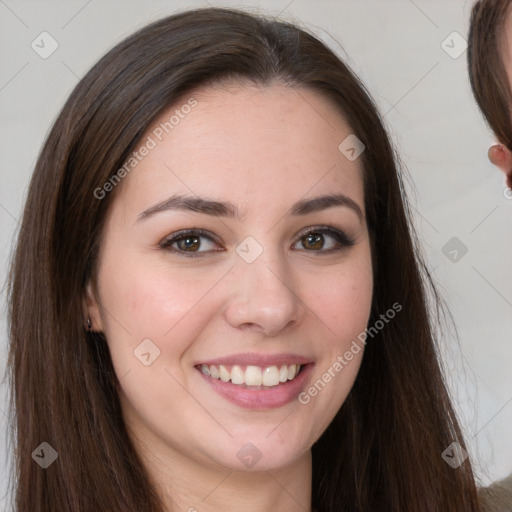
left=159, top=226, right=355, bottom=258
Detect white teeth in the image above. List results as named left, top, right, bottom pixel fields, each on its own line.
left=219, top=365, right=230, bottom=382
left=262, top=366, right=280, bottom=387
left=209, top=365, right=220, bottom=379
left=231, top=365, right=244, bottom=385
left=245, top=366, right=263, bottom=386
left=200, top=363, right=303, bottom=387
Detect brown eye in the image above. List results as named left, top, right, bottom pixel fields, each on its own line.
left=160, top=229, right=221, bottom=257
left=301, top=233, right=325, bottom=250
left=293, top=227, right=355, bottom=253
left=176, top=235, right=201, bottom=252
left=160, top=226, right=355, bottom=258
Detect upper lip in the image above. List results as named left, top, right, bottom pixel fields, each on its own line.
left=196, top=353, right=314, bottom=367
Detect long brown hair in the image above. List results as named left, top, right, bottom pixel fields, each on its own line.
left=7, top=7, right=482, bottom=511
left=468, top=0, right=512, bottom=149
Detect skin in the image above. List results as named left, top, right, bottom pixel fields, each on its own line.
left=488, top=145, right=512, bottom=189
left=488, top=7, right=512, bottom=189
left=85, top=83, right=373, bottom=512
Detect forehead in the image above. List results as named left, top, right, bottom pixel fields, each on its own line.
left=116, top=83, right=365, bottom=218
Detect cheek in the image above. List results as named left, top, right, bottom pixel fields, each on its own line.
left=94, top=254, right=220, bottom=386
left=313, top=277, right=372, bottom=330
left=97, top=250, right=225, bottom=339
left=298, top=251, right=372, bottom=424
left=95, top=260, right=227, bottom=430
left=304, top=256, right=373, bottom=342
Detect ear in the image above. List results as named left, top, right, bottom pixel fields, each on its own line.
left=84, top=280, right=104, bottom=332
left=488, top=144, right=512, bottom=189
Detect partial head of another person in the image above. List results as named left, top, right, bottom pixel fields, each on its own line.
left=468, top=0, right=512, bottom=188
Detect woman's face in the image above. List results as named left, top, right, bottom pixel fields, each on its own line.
left=86, top=83, right=373, bottom=473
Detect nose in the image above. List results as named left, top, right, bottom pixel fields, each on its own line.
left=224, top=248, right=306, bottom=337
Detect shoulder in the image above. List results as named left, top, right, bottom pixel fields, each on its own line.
left=479, top=473, right=512, bottom=512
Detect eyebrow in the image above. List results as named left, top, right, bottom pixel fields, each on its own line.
left=136, top=193, right=364, bottom=223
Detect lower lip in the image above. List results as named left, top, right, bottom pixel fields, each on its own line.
left=198, top=364, right=313, bottom=410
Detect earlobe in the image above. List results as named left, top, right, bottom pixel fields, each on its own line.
left=84, top=281, right=103, bottom=332
left=488, top=144, right=512, bottom=188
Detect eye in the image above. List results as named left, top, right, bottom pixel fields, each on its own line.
left=159, top=226, right=355, bottom=258
left=159, top=228, right=221, bottom=257
left=292, top=226, right=355, bottom=253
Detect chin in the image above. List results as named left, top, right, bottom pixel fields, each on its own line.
left=204, top=427, right=312, bottom=472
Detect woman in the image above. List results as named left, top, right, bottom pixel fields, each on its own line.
left=468, top=1, right=512, bottom=509
left=7, top=7, right=482, bottom=511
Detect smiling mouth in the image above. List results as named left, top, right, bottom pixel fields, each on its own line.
left=197, top=363, right=305, bottom=388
